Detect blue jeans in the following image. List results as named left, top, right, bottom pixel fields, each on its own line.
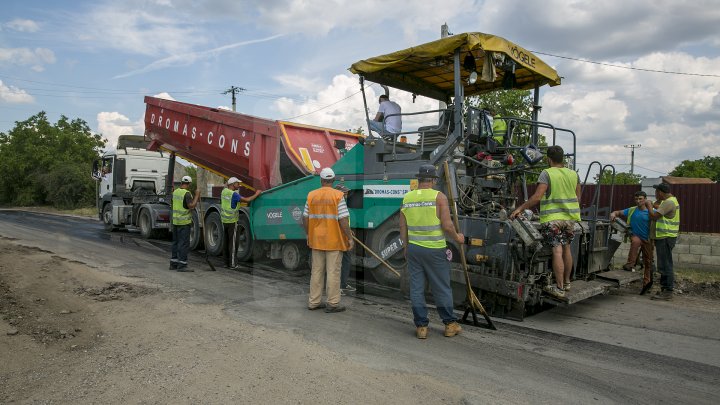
left=341, top=251, right=351, bottom=287
left=407, top=243, right=456, bottom=327
left=655, top=237, right=677, bottom=291
left=171, top=224, right=191, bottom=267
left=368, top=120, right=398, bottom=138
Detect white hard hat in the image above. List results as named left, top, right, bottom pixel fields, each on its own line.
left=181, top=175, right=192, bottom=183
left=227, top=176, right=241, bottom=185
left=320, top=167, right=335, bottom=179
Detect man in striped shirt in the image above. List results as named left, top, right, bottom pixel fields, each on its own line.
left=302, top=168, right=354, bottom=313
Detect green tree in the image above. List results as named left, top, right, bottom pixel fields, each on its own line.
left=0, top=112, right=105, bottom=208
left=594, top=169, right=643, bottom=185
left=347, top=126, right=365, bottom=135
left=467, top=89, right=534, bottom=119
left=669, top=156, right=720, bottom=182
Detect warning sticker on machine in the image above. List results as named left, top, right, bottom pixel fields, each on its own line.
left=363, top=185, right=410, bottom=198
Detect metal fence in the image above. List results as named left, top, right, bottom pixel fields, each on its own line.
left=520, top=183, right=720, bottom=233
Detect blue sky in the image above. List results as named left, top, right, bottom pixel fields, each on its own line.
left=1, top=0, right=719, bottom=179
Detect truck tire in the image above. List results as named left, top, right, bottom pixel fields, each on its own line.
left=366, top=214, right=406, bottom=287
left=138, top=209, right=158, bottom=239
left=189, top=210, right=202, bottom=251
left=235, top=214, right=255, bottom=262
left=203, top=211, right=224, bottom=256
left=281, top=241, right=308, bottom=272
left=102, top=203, right=118, bottom=232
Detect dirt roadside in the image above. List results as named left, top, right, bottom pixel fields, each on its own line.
left=2, top=233, right=719, bottom=404
left=0, top=238, right=465, bottom=404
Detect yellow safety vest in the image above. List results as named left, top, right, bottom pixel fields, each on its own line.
left=401, top=189, right=446, bottom=249
left=172, top=188, right=191, bottom=226
left=221, top=188, right=239, bottom=224
left=492, top=117, right=507, bottom=144
left=655, top=196, right=680, bottom=239
left=627, top=206, right=637, bottom=225
left=539, top=167, right=581, bottom=223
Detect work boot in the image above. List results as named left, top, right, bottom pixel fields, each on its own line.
left=543, top=284, right=566, bottom=299
left=651, top=290, right=673, bottom=301
left=444, top=322, right=462, bottom=337
left=416, top=326, right=428, bottom=339
left=176, top=267, right=194, bottom=273
left=324, top=305, right=346, bottom=313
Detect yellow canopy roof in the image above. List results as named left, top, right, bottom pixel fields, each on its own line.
left=349, top=32, right=561, bottom=101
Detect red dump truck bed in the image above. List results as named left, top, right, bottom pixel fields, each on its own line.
left=143, top=96, right=362, bottom=190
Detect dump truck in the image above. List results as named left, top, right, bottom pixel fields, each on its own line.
left=142, top=97, right=363, bottom=262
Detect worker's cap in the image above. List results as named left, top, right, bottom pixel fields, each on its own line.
left=653, top=183, right=671, bottom=193
left=335, top=184, right=349, bottom=193
left=320, top=167, right=335, bottom=179
left=416, top=164, right=438, bottom=179
left=227, top=176, right=241, bottom=185
left=180, top=175, right=192, bottom=183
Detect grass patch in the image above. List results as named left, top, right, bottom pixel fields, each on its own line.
left=676, top=268, right=720, bottom=283
left=11, top=206, right=96, bottom=218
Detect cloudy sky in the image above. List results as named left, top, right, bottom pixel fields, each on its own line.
left=1, top=0, right=719, bottom=179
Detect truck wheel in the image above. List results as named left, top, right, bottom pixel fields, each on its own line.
left=236, top=214, right=254, bottom=262
left=102, top=203, right=118, bottom=232
left=189, top=210, right=202, bottom=251
left=281, top=241, right=308, bottom=272
left=138, top=209, right=157, bottom=239
left=203, top=211, right=224, bottom=256
left=366, top=214, right=406, bottom=287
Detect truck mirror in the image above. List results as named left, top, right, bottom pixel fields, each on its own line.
left=91, top=160, right=101, bottom=180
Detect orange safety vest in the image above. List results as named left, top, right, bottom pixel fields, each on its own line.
left=306, top=186, right=348, bottom=251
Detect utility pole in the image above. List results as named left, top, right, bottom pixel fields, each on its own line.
left=222, top=86, right=245, bottom=112
left=624, top=144, right=641, bottom=175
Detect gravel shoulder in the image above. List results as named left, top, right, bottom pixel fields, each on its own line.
left=0, top=239, right=464, bottom=404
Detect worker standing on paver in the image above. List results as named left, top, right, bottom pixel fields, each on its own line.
left=510, top=145, right=581, bottom=298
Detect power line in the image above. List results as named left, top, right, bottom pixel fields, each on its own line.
left=282, top=89, right=364, bottom=121
left=533, top=51, right=720, bottom=77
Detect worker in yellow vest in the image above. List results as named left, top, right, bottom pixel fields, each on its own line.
left=400, top=164, right=464, bottom=339
left=646, top=182, right=680, bottom=301
left=303, top=168, right=354, bottom=313
left=221, top=176, right=261, bottom=269
left=170, top=175, right=200, bottom=272
left=511, top=145, right=581, bottom=299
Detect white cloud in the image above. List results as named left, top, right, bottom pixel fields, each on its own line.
left=152, top=92, right=175, bottom=100
left=272, top=74, right=440, bottom=137
left=4, top=18, right=40, bottom=32
left=0, top=47, right=55, bottom=71
left=541, top=50, right=720, bottom=177
left=0, top=80, right=34, bottom=103
left=97, top=112, right=145, bottom=150
left=113, top=34, right=283, bottom=79
left=74, top=5, right=207, bottom=56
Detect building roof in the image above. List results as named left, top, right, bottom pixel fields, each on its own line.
left=662, top=176, right=715, bottom=184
